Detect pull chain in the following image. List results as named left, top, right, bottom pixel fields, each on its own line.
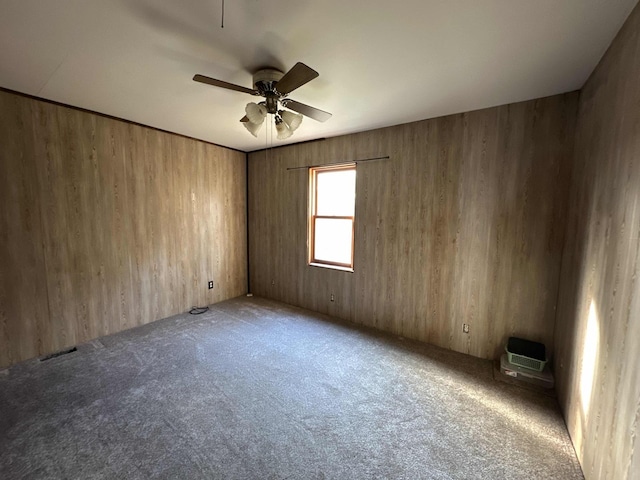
left=221, top=0, right=225, bottom=28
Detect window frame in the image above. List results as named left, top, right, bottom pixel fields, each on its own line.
left=308, top=163, right=356, bottom=271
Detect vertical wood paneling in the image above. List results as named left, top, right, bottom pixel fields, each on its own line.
left=171, top=135, right=201, bottom=309
left=0, top=93, right=50, bottom=367
left=206, top=142, right=247, bottom=302
left=249, top=92, right=577, bottom=361
left=125, top=124, right=177, bottom=326
left=554, top=3, right=640, bottom=479
left=0, top=90, right=247, bottom=368
left=33, top=104, right=134, bottom=348
left=170, top=136, right=248, bottom=309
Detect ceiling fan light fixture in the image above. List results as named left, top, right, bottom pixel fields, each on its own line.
left=245, top=102, right=267, bottom=124
left=243, top=120, right=264, bottom=137
left=275, top=117, right=293, bottom=140
left=280, top=110, right=303, bottom=132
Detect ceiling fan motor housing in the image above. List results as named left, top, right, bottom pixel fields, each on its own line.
left=253, top=68, right=285, bottom=114
left=253, top=68, right=284, bottom=93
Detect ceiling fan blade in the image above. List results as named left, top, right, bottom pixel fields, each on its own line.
left=193, top=74, right=258, bottom=95
left=283, top=100, right=332, bottom=122
left=274, top=62, right=319, bottom=95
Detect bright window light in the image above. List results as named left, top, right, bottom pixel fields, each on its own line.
left=309, top=164, right=356, bottom=270
left=580, top=300, right=600, bottom=415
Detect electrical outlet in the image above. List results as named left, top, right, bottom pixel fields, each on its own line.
left=463, top=323, right=469, bottom=334
left=330, top=293, right=335, bottom=302
left=208, top=281, right=214, bottom=289
left=271, top=279, right=275, bottom=286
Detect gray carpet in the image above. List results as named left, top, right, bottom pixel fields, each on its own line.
left=0, top=296, right=583, bottom=479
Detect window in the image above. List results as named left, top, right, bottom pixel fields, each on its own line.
left=309, top=164, right=356, bottom=270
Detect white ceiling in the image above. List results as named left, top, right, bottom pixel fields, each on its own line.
left=0, top=0, right=637, bottom=152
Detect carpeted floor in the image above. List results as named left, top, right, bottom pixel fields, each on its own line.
left=0, top=296, right=583, bottom=479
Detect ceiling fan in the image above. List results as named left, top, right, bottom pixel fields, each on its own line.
left=193, top=62, right=331, bottom=139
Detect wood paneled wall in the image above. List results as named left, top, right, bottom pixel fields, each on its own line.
left=554, top=3, right=640, bottom=479
left=0, top=90, right=247, bottom=368
left=249, top=93, right=577, bottom=360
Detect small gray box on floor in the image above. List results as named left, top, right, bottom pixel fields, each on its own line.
left=500, top=354, right=554, bottom=389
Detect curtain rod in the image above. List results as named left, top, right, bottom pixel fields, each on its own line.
left=286, top=155, right=390, bottom=171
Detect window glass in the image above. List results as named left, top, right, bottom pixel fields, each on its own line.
left=313, top=218, right=353, bottom=265
left=316, top=169, right=356, bottom=216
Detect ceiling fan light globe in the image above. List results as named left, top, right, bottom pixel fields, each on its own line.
left=244, top=120, right=263, bottom=137
left=245, top=102, right=267, bottom=124
left=275, top=121, right=293, bottom=140
left=281, top=110, right=303, bottom=132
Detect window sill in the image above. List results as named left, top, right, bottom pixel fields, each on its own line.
left=309, top=262, right=354, bottom=273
